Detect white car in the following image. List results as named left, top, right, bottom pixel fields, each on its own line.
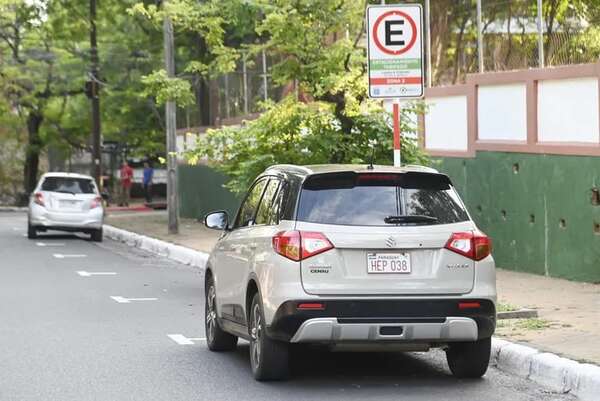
left=27, top=172, right=104, bottom=242
left=204, top=164, right=496, bottom=381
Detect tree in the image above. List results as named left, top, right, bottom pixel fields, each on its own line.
left=0, top=0, right=89, bottom=196
left=184, top=0, right=430, bottom=194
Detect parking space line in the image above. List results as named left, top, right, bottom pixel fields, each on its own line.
left=76, top=271, right=117, bottom=277
left=36, top=242, right=65, bottom=247
left=167, top=334, right=206, bottom=345
left=53, top=253, right=87, bottom=259
left=110, top=296, right=158, bottom=303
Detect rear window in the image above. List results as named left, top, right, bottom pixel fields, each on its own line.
left=41, top=177, right=96, bottom=194
left=296, top=172, right=469, bottom=226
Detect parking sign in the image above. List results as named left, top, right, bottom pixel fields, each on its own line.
left=366, top=4, right=424, bottom=99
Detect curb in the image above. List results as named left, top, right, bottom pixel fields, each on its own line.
left=102, top=224, right=600, bottom=399
left=103, top=225, right=208, bottom=270
left=497, top=309, right=538, bottom=320
left=492, top=339, right=600, bottom=401
left=0, top=206, right=26, bottom=212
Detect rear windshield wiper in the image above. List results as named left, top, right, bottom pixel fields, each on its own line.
left=384, top=215, right=438, bottom=224
left=54, top=190, right=76, bottom=195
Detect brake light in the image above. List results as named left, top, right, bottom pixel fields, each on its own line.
left=272, top=231, right=334, bottom=261
left=445, top=231, right=491, bottom=261
left=90, top=196, right=103, bottom=209
left=33, top=192, right=44, bottom=207
left=297, top=302, right=325, bottom=310
left=458, top=302, right=481, bottom=310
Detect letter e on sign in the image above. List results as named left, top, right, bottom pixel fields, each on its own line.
left=366, top=4, right=424, bottom=99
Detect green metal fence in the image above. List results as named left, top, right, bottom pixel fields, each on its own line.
left=178, top=164, right=241, bottom=220
left=438, top=151, right=600, bottom=283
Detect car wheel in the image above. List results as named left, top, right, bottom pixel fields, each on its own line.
left=249, top=293, right=289, bottom=381
left=446, top=337, right=491, bottom=378
left=91, top=228, right=103, bottom=242
left=205, top=276, right=237, bottom=351
left=27, top=221, right=38, bottom=239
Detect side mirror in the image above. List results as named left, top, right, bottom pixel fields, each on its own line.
left=204, top=211, right=229, bottom=231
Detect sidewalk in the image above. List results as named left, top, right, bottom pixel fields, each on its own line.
left=105, top=210, right=219, bottom=253
left=106, top=210, right=600, bottom=366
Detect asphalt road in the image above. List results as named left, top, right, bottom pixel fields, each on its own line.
left=0, top=212, right=575, bottom=401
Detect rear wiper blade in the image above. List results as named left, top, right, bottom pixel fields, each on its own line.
left=384, top=215, right=438, bottom=224
left=54, top=190, right=76, bottom=195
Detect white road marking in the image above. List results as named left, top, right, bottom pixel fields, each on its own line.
left=36, top=242, right=65, bottom=247
left=77, top=271, right=117, bottom=277
left=53, top=253, right=87, bottom=259
left=167, top=334, right=206, bottom=345
left=110, top=296, right=158, bottom=304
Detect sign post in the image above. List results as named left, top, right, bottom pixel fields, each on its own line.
left=366, top=4, right=424, bottom=167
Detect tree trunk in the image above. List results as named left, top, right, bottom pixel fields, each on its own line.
left=23, top=112, right=43, bottom=196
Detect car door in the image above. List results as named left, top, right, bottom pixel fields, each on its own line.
left=215, top=178, right=268, bottom=325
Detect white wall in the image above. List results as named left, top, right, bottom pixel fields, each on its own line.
left=425, top=96, right=468, bottom=151
left=538, top=78, right=599, bottom=143
left=477, top=83, right=527, bottom=141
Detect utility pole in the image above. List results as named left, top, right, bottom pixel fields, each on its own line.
left=476, top=0, right=484, bottom=72
left=89, top=0, right=102, bottom=187
left=163, top=2, right=179, bottom=234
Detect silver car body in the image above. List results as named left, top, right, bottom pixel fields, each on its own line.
left=207, top=164, right=496, bottom=349
left=28, top=172, right=104, bottom=232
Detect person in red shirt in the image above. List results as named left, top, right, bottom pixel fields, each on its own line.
left=119, top=161, right=134, bottom=207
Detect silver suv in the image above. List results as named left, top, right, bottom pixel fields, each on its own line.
left=204, top=164, right=496, bottom=381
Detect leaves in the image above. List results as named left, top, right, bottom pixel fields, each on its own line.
left=141, top=70, right=194, bottom=105
left=187, top=97, right=430, bottom=194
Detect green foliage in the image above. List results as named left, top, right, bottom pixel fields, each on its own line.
left=141, top=70, right=194, bottom=105
left=187, top=97, right=429, bottom=194
left=185, top=0, right=430, bottom=194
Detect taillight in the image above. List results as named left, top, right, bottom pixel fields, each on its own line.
left=90, top=196, right=103, bottom=209
left=33, top=192, right=44, bottom=207
left=272, top=231, right=334, bottom=261
left=445, top=231, right=491, bottom=261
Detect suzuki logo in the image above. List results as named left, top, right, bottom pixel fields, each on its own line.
left=385, top=237, right=397, bottom=248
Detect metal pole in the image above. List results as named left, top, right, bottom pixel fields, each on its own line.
left=242, top=55, right=249, bottom=115
left=393, top=102, right=401, bottom=167
left=163, top=2, right=179, bottom=234
left=90, top=0, right=102, bottom=187
left=476, top=0, right=484, bottom=72
left=537, top=0, right=545, bottom=67
left=261, top=49, right=268, bottom=102
left=224, top=74, right=230, bottom=119
left=425, top=0, right=432, bottom=87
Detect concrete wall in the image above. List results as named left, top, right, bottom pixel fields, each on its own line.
left=437, top=152, right=600, bottom=283
left=421, top=62, right=600, bottom=282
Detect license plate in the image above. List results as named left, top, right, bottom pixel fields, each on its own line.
left=60, top=200, right=79, bottom=208
left=367, top=252, right=411, bottom=274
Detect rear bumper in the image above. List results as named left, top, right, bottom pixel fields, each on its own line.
left=290, top=316, right=478, bottom=343
left=30, top=207, right=103, bottom=231
left=266, top=299, right=496, bottom=343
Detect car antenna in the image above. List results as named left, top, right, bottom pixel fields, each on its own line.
left=367, top=139, right=377, bottom=170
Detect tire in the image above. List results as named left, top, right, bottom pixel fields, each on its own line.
left=205, top=276, right=238, bottom=351
left=446, top=337, right=491, bottom=378
left=249, top=293, right=289, bottom=381
left=27, top=221, right=37, bottom=239
left=91, top=228, right=103, bottom=242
